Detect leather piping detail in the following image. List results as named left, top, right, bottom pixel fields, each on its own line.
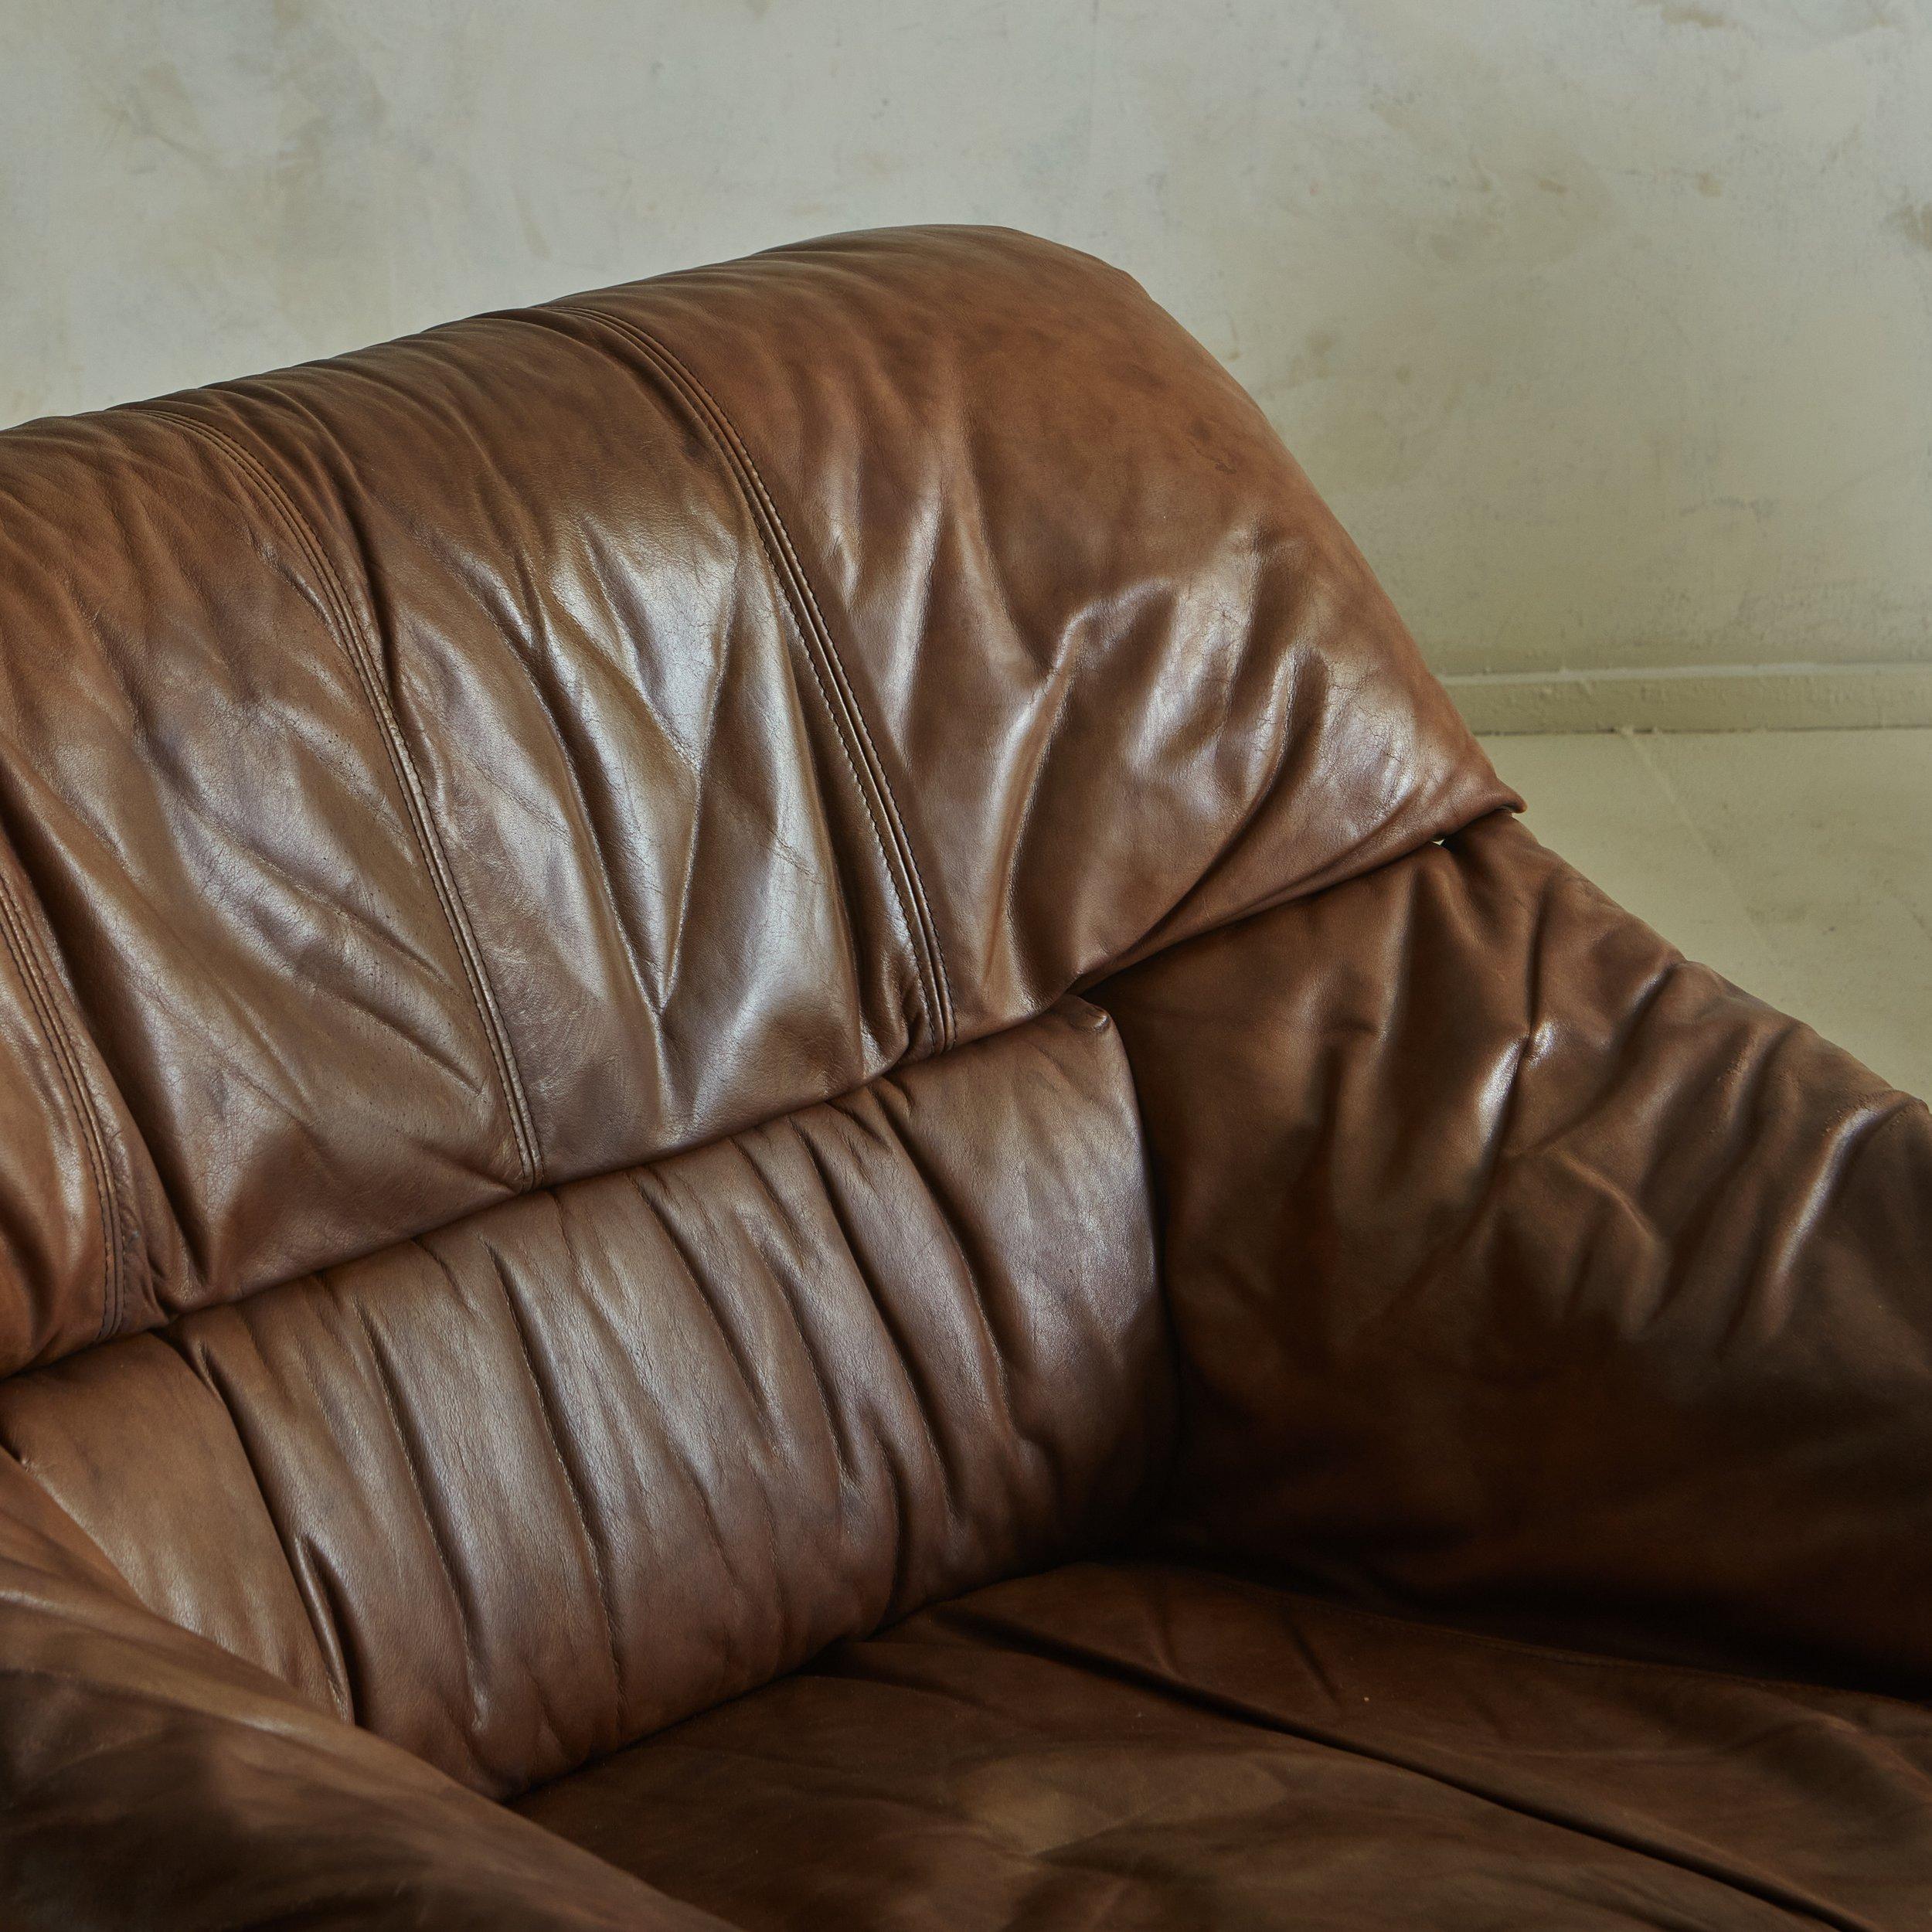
left=564, top=308, right=956, bottom=1053
left=0, top=873, right=125, bottom=1342
left=148, top=408, right=544, bottom=1192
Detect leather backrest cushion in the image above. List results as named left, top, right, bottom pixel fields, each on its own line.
left=0, top=225, right=1509, bottom=1377
left=580, top=228, right=1511, bottom=1015
left=0, top=1002, right=1170, bottom=1796
left=0, top=339, right=908, bottom=1366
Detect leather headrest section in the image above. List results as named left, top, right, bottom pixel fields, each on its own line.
left=581, top=227, right=1515, bottom=1016
left=0, top=226, right=1512, bottom=1374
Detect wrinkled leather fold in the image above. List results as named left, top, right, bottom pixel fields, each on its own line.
left=517, top=1560, right=1932, bottom=1929
left=0, top=1460, right=730, bottom=1931
left=0, top=225, right=1509, bottom=1378
left=1097, top=810, right=1932, bottom=1696
left=0, top=1002, right=1166, bottom=1797
left=0, top=224, right=1922, bottom=1930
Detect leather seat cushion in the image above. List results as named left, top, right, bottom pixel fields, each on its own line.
left=515, top=1559, right=1932, bottom=1929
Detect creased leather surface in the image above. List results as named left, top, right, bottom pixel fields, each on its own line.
left=589, top=227, right=1514, bottom=1020
left=0, top=225, right=1923, bottom=1929
left=517, top=1560, right=1932, bottom=1929
left=0, top=911, right=114, bottom=1371
left=0, top=1457, right=731, bottom=1932
left=0, top=224, right=1508, bottom=1379
left=1097, top=810, right=1932, bottom=1698
left=0, top=1002, right=1167, bottom=1796
left=0, top=348, right=906, bottom=1362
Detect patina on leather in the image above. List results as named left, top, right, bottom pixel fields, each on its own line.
left=1, top=227, right=1927, bottom=1930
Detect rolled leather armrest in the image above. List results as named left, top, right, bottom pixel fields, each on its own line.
left=0, top=1458, right=725, bottom=1931
left=1096, top=809, right=1932, bottom=1698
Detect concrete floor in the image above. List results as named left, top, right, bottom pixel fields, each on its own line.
left=1479, top=730, right=1932, bottom=1103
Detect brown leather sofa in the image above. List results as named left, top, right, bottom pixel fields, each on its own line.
left=2, top=226, right=1927, bottom=1928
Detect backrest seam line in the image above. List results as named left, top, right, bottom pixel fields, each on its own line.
left=564, top=306, right=956, bottom=1053
left=147, top=406, right=544, bottom=1193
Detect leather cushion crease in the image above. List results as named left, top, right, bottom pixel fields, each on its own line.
left=0, top=226, right=1925, bottom=1928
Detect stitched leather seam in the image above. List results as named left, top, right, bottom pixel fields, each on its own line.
left=1172, top=1561, right=1932, bottom=1715
left=0, top=874, right=124, bottom=1341
left=150, top=409, right=543, bottom=1192
left=665, top=335, right=957, bottom=1044
left=936, top=1600, right=1872, bottom=1926
left=587, top=311, right=952, bottom=1044
left=567, top=308, right=955, bottom=1051
left=43, top=998, right=1096, bottom=1519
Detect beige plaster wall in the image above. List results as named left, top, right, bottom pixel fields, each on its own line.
left=5, top=1, right=1929, bottom=705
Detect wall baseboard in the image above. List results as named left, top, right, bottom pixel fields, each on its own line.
left=1445, top=662, right=1932, bottom=735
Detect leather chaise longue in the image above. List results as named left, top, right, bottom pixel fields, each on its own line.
left=1, top=226, right=1929, bottom=1928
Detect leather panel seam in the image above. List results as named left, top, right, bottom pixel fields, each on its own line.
left=935, top=1597, right=1863, bottom=1927
left=563, top=307, right=955, bottom=1052
left=53, top=1005, right=1090, bottom=1395
left=0, top=872, right=125, bottom=1342
left=1233, top=1570, right=1932, bottom=1711
left=145, top=407, right=543, bottom=1192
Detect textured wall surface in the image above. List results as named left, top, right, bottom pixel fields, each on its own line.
left=3, top=0, right=1930, bottom=684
